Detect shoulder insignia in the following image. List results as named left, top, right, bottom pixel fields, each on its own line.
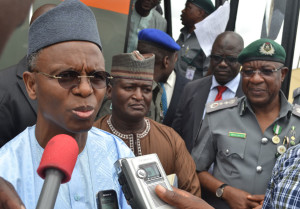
left=292, top=104, right=300, bottom=117
left=293, top=87, right=300, bottom=98
left=206, top=97, right=238, bottom=113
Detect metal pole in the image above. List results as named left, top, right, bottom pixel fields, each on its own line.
left=164, top=0, right=172, bottom=37
left=225, top=0, right=239, bottom=31
left=124, top=0, right=135, bottom=52
left=281, top=0, right=300, bottom=98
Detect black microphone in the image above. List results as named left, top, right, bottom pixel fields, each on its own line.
left=36, top=134, right=79, bottom=209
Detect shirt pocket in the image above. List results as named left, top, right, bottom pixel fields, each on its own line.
left=217, top=135, right=247, bottom=159
left=216, top=135, right=247, bottom=176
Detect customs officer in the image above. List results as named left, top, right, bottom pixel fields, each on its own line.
left=192, top=38, right=300, bottom=209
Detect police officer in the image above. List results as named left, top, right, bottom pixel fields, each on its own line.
left=192, top=38, right=300, bottom=209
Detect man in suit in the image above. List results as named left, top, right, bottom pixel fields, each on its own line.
left=0, top=4, right=56, bottom=147
left=137, top=28, right=189, bottom=126
left=172, top=31, right=244, bottom=152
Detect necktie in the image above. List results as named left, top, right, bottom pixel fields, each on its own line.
left=214, top=86, right=227, bottom=101
left=160, top=83, right=168, bottom=117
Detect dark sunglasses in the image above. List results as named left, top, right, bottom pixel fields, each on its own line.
left=210, top=54, right=238, bottom=64
left=34, top=70, right=112, bottom=89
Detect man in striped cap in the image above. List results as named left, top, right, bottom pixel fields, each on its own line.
left=94, top=51, right=201, bottom=197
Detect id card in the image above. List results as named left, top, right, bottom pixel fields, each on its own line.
left=186, top=66, right=196, bottom=80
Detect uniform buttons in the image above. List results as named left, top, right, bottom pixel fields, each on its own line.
left=256, top=166, right=263, bottom=173
left=261, top=137, right=268, bottom=144
left=74, top=194, right=80, bottom=201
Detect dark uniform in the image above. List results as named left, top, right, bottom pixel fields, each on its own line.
left=192, top=93, right=300, bottom=209
left=175, top=27, right=209, bottom=80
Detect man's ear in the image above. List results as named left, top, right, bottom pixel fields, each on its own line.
left=163, top=56, right=169, bottom=69
left=106, top=84, right=112, bottom=99
left=280, top=67, right=289, bottom=82
left=23, top=71, right=37, bottom=100
left=196, top=8, right=206, bottom=20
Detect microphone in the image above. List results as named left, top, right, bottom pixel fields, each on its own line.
left=36, top=134, right=79, bottom=209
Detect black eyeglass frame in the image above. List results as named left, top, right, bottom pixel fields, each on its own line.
left=33, top=70, right=113, bottom=89
left=210, top=54, right=239, bottom=64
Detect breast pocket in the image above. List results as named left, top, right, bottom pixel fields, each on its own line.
left=218, top=136, right=246, bottom=159
left=216, top=134, right=247, bottom=176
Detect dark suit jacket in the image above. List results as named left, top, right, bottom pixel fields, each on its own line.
left=0, top=57, right=37, bottom=147
left=163, top=72, right=189, bottom=126
left=172, top=75, right=244, bottom=153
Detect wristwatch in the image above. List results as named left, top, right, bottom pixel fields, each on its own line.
left=216, top=183, right=228, bottom=198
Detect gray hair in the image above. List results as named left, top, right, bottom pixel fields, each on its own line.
left=27, top=49, right=42, bottom=72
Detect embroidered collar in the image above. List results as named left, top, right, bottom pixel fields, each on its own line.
left=107, top=115, right=150, bottom=156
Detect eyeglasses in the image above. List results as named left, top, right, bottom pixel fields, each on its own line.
left=241, top=66, right=283, bottom=78
left=34, top=70, right=113, bottom=89
left=210, top=54, right=238, bottom=64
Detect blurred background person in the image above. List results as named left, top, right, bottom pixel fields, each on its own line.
left=175, top=0, right=215, bottom=80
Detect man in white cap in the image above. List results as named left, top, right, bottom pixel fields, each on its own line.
left=0, top=0, right=133, bottom=208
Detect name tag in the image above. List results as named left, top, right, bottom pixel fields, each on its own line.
left=228, top=132, right=246, bottom=139
left=186, top=66, right=196, bottom=80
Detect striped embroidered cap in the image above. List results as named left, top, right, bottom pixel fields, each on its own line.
left=111, top=51, right=155, bottom=81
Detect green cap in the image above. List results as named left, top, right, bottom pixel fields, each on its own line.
left=238, top=38, right=286, bottom=64
left=187, top=0, right=215, bottom=15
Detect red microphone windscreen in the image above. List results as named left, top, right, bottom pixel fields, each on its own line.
left=37, top=134, right=79, bottom=183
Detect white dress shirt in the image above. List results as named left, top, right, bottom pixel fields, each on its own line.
left=164, top=70, right=176, bottom=108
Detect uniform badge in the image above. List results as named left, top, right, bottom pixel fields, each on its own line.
left=206, top=98, right=238, bottom=113
left=259, top=42, right=275, bottom=55
left=210, top=102, right=219, bottom=109
left=272, top=124, right=282, bottom=144
left=277, top=145, right=286, bottom=154
left=272, top=135, right=280, bottom=144
left=292, top=104, right=300, bottom=117
left=289, top=126, right=296, bottom=146
left=228, top=132, right=246, bottom=139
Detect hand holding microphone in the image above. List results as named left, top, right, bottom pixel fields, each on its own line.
left=36, top=134, right=79, bottom=209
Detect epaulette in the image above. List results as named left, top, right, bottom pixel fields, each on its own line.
left=292, top=104, right=300, bottom=117
left=293, top=87, right=300, bottom=99
left=206, top=97, right=238, bottom=113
